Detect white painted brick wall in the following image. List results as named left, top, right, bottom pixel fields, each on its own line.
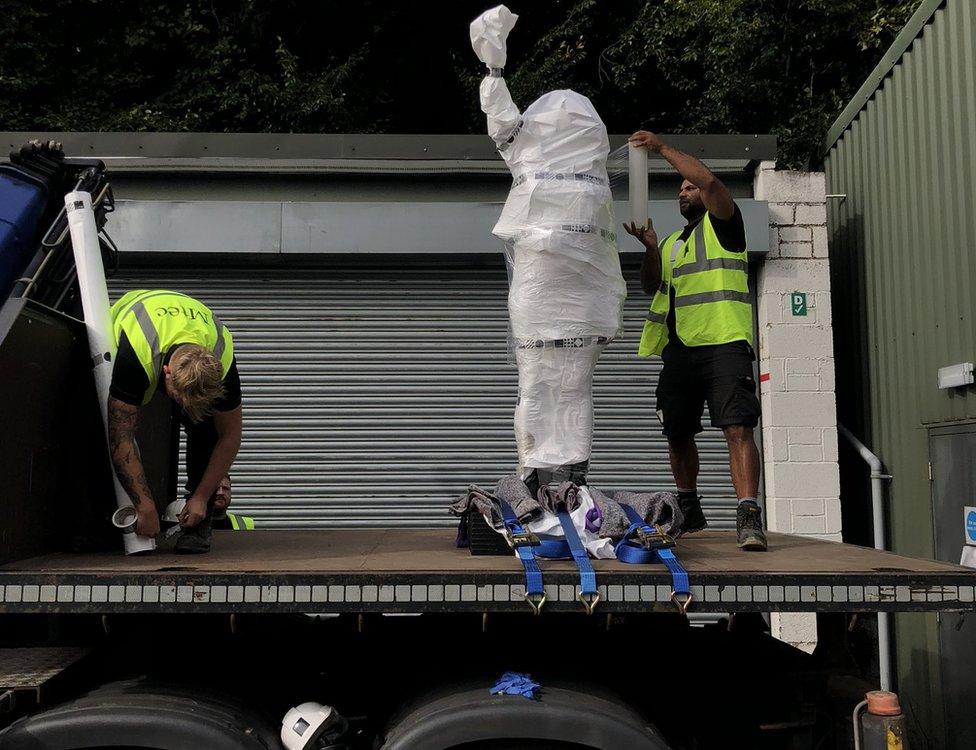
left=769, top=203, right=796, bottom=225
left=771, top=612, right=819, bottom=654
left=780, top=242, right=813, bottom=258
left=779, top=226, right=813, bottom=242
left=823, top=427, right=839, bottom=462
left=755, top=164, right=827, bottom=203
left=812, top=225, right=829, bottom=257
left=754, top=162, right=841, bottom=650
left=766, top=392, right=837, bottom=427
left=795, top=204, right=827, bottom=225
left=792, top=498, right=826, bottom=516
left=758, top=259, right=831, bottom=291
left=789, top=444, right=824, bottom=462
left=788, top=426, right=822, bottom=443
left=764, top=461, right=840, bottom=498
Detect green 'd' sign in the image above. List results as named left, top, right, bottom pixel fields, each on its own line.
left=791, top=292, right=807, bottom=316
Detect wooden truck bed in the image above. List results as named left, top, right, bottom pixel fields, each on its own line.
left=1, top=529, right=973, bottom=614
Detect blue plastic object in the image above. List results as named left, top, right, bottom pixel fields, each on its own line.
left=614, top=503, right=690, bottom=598
left=0, top=164, right=48, bottom=299
left=490, top=672, right=540, bottom=699
left=555, top=510, right=598, bottom=603
left=498, top=499, right=545, bottom=601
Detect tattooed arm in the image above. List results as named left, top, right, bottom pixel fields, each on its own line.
left=107, top=397, right=159, bottom=537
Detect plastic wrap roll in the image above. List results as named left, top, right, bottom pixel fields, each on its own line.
left=66, top=191, right=155, bottom=554
left=629, top=142, right=649, bottom=227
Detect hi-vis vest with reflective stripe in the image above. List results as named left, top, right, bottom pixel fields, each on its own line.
left=227, top=512, right=255, bottom=530
left=111, top=290, right=234, bottom=406
left=637, top=213, right=752, bottom=357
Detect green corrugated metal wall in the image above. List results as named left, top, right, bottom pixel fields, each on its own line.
left=824, top=0, right=975, bottom=744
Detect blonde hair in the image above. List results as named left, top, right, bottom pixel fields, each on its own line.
left=169, top=345, right=225, bottom=422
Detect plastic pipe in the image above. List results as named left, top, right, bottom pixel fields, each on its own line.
left=628, top=143, right=648, bottom=228
left=852, top=699, right=868, bottom=750
left=65, top=191, right=155, bottom=554
left=838, top=424, right=891, bottom=691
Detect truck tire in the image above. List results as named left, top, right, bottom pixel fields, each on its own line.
left=381, top=684, right=670, bottom=750
left=0, top=679, right=281, bottom=750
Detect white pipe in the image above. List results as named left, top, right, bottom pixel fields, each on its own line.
left=852, top=699, right=868, bottom=750
left=65, top=191, right=155, bottom=555
left=838, top=423, right=891, bottom=692
left=628, top=143, right=648, bottom=228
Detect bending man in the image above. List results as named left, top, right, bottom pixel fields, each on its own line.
left=107, top=289, right=243, bottom=554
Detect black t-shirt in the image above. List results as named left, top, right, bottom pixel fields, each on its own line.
left=109, top=331, right=242, bottom=412
left=666, top=204, right=747, bottom=347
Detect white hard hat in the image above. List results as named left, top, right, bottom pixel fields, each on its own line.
left=281, top=702, right=336, bottom=750
left=162, top=500, right=185, bottom=524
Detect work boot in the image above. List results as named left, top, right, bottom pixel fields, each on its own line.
left=736, top=501, right=767, bottom=551
left=678, top=492, right=707, bottom=534
left=174, top=511, right=213, bottom=554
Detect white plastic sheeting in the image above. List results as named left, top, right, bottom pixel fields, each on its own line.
left=513, top=344, right=600, bottom=471
left=501, top=486, right=615, bottom=559
left=471, top=5, right=625, bottom=475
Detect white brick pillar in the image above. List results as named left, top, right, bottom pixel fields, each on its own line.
left=753, top=162, right=841, bottom=652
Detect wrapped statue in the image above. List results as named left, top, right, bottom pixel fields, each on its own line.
left=470, top=5, right=626, bottom=492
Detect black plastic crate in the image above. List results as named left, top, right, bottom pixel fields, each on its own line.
left=467, top=511, right=512, bottom=556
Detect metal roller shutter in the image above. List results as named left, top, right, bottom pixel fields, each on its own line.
left=109, top=257, right=741, bottom=529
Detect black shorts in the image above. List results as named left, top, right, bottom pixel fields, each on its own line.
left=655, top=340, right=761, bottom=438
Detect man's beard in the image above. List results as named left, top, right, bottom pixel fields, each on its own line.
left=680, top=201, right=704, bottom=220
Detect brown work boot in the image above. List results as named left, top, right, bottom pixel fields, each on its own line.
left=736, top=501, right=767, bottom=551
left=678, top=492, right=708, bottom=534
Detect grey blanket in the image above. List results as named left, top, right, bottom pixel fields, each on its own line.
left=586, top=487, right=629, bottom=538
left=449, top=476, right=681, bottom=540
left=611, top=490, right=684, bottom=538
left=449, top=485, right=503, bottom=528
left=494, top=475, right=544, bottom=522
left=448, top=477, right=543, bottom=529
left=536, top=481, right=582, bottom=515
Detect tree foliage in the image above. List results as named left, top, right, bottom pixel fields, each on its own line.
left=0, top=0, right=921, bottom=167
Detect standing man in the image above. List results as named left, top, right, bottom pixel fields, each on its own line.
left=107, top=289, right=243, bottom=554
left=624, top=131, right=766, bottom=551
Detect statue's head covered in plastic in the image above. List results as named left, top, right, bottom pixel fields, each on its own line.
left=508, top=90, right=610, bottom=177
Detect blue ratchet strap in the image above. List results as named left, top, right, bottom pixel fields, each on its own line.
left=615, top=503, right=693, bottom=614
left=532, top=537, right=572, bottom=559
left=498, top=500, right=546, bottom=615
left=556, top=510, right=600, bottom=615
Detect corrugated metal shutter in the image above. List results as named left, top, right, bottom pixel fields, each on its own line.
left=108, top=257, right=741, bottom=529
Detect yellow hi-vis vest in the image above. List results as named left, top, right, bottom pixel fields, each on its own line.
left=227, top=512, right=255, bottom=530
left=637, top=213, right=752, bottom=357
left=110, top=289, right=235, bottom=405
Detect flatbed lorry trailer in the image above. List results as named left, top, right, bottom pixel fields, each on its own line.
left=1, top=528, right=974, bottom=749
left=2, top=529, right=973, bottom=616
left=2, top=145, right=975, bottom=749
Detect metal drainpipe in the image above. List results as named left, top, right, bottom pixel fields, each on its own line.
left=838, top=424, right=894, bottom=692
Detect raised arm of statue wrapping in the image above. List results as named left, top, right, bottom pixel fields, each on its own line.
left=470, top=6, right=522, bottom=154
